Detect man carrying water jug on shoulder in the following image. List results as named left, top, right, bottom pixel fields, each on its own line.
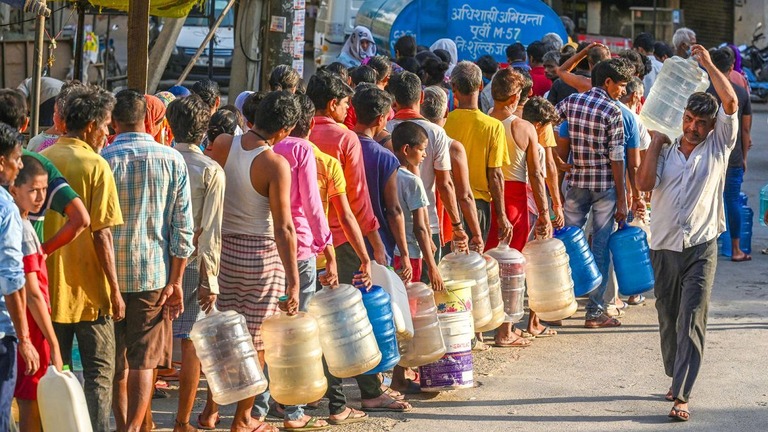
left=636, top=44, right=738, bottom=423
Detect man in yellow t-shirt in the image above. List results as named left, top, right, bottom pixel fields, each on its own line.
left=444, top=61, right=511, bottom=242
left=41, top=87, right=123, bottom=432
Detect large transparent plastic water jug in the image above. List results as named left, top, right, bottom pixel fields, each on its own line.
left=554, top=226, right=602, bottom=296
left=438, top=251, right=492, bottom=329
left=262, top=311, right=327, bottom=405
left=522, top=238, right=578, bottom=321
left=307, top=284, right=381, bottom=377
left=639, top=56, right=710, bottom=139
left=485, top=243, right=526, bottom=323
left=190, top=307, right=268, bottom=405
left=609, top=224, right=655, bottom=296
left=37, top=366, right=93, bottom=432
left=360, top=285, right=400, bottom=374
left=476, top=255, right=505, bottom=332
left=399, top=282, right=446, bottom=367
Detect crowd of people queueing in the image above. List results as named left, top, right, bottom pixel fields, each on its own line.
left=0, top=25, right=747, bottom=431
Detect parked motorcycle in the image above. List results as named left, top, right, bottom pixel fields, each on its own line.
left=739, top=23, right=768, bottom=102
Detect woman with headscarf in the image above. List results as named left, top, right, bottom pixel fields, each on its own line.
left=338, top=25, right=376, bottom=68
left=429, top=38, right=458, bottom=76
left=145, top=94, right=168, bottom=145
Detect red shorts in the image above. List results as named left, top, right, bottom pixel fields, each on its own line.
left=14, top=312, right=50, bottom=400
left=485, top=180, right=530, bottom=252
left=393, top=256, right=423, bottom=282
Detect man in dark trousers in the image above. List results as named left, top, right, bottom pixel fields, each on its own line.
left=637, top=44, right=738, bottom=422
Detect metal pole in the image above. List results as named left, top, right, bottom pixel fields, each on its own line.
left=652, top=0, right=657, bottom=37
left=176, top=0, right=236, bottom=85
left=208, top=0, right=214, bottom=79
left=104, top=14, right=111, bottom=89
left=74, top=2, right=86, bottom=82
left=30, top=13, right=46, bottom=136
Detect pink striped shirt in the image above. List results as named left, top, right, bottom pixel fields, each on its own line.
left=273, top=136, right=333, bottom=261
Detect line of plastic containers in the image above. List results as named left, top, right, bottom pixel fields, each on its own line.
left=37, top=226, right=656, bottom=430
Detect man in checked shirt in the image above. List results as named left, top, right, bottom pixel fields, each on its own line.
left=555, top=58, right=634, bottom=328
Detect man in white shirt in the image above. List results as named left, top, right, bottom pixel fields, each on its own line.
left=637, top=44, right=737, bottom=423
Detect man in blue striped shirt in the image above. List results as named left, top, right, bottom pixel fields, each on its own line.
left=102, top=90, right=194, bottom=432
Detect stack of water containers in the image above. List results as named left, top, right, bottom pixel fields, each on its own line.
left=190, top=306, right=269, bottom=405
left=522, top=238, right=578, bottom=321
left=399, top=282, right=446, bottom=367
left=437, top=251, right=492, bottom=330
left=262, top=311, right=327, bottom=405
left=485, top=243, right=526, bottom=323
left=420, top=251, right=490, bottom=391
left=639, top=55, right=710, bottom=139
left=554, top=227, right=602, bottom=296
left=609, top=223, right=655, bottom=296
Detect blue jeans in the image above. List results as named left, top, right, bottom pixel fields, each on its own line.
left=564, top=186, right=617, bottom=319
left=0, top=336, right=17, bottom=432
left=723, top=167, right=744, bottom=240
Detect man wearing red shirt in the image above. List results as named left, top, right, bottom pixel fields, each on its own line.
left=527, top=41, right=552, bottom=97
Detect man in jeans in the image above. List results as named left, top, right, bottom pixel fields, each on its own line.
left=41, top=87, right=124, bottom=432
left=706, top=47, right=752, bottom=262
left=555, top=58, right=633, bottom=328
left=103, top=90, right=194, bottom=432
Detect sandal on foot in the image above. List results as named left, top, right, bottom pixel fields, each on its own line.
left=732, top=254, right=752, bottom=262
left=254, top=424, right=280, bottom=432
left=526, top=326, right=557, bottom=338
left=327, top=409, right=368, bottom=425
left=626, top=295, right=646, bottom=306
left=584, top=315, right=621, bottom=328
left=282, top=416, right=330, bottom=431
left=493, top=337, right=532, bottom=347
left=382, top=386, right=405, bottom=400
left=361, top=396, right=412, bottom=412
left=197, top=413, right=220, bottom=430
left=668, top=407, right=690, bottom=422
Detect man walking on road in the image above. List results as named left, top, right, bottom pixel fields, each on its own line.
left=637, top=44, right=738, bottom=422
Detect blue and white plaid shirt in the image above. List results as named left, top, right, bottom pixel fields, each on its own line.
left=102, top=133, right=195, bottom=293
left=556, top=87, right=625, bottom=192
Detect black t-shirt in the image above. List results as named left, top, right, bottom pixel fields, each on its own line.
left=707, top=82, right=751, bottom=167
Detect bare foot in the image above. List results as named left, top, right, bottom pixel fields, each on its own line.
left=173, top=419, right=197, bottom=432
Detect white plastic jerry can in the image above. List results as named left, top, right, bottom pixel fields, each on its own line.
left=370, top=262, right=414, bottom=339
left=37, top=365, right=93, bottom=432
